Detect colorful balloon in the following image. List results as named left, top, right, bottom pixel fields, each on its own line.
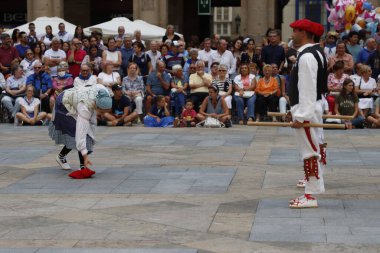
left=345, top=5, right=356, bottom=22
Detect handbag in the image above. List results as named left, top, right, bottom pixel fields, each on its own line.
left=234, top=91, right=255, bottom=98
left=196, top=117, right=224, bottom=128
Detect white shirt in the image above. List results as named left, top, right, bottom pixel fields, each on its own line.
left=43, top=49, right=67, bottom=77
left=0, top=72, right=6, bottom=89
left=19, top=97, right=40, bottom=113
left=208, top=49, right=236, bottom=75
left=146, top=50, right=161, bottom=71
left=132, top=39, right=146, bottom=47
left=233, top=74, right=255, bottom=89
left=73, top=75, right=97, bottom=88
left=98, top=72, right=120, bottom=86
left=56, top=31, right=73, bottom=43
left=198, top=48, right=215, bottom=72
left=291, top=43, right=324, bottom=123
left=6, top=76, right=26, bottom=90
left=20, top=58, right=37, bottom=78
left=76, top=101, right=97, bottom=156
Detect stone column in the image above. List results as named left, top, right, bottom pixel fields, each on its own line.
left=244, top=0, right=273, bottom=41
left=27, top=0, right=63, bottom=21
left=282, top=0, right=296, bottom=42
left=133, top=0, right=168, bottom=27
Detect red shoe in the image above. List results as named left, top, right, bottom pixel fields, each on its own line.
left=81, top=167, right=96, bottom=178
left=68, top=170, right=86, bottom=179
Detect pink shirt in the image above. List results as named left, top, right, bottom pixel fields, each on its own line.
left=327, top=73, right=349, bottom=91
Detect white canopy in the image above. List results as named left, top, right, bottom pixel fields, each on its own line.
left=84, top=17, right=182, bottom=41
left=4, top=16, right=77, bottom=37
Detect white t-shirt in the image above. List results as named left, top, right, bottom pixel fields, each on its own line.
left=43, top=49, right=67, bottom=77
left=56, top=32, right=73, bottom=43
left=198, top=49, right=215, bottom=72
left=19, top=97, right=40, bottom=113
left=98, top=72, right=120, bottom=87
left=20, top=59, right=37, bottom=78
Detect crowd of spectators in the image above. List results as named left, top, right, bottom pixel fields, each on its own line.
left=1, top=21, right=380, bottom=129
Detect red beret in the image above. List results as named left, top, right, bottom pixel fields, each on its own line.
left=290, top=19, right=324, bottom=37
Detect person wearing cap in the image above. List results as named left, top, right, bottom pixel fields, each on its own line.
left=49, top=84, right=112, bottom=179
left=287, top=19, right=328, bottom=209
left=323, top=31, right=338, bottom=62
left=101, top=84, right=138, bottom=126
left=163, top=40, right=185, bottom=74
left=196, top=84, right=231, bottom=127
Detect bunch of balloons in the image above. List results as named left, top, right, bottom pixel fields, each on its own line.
left=325, top=0, right=380, bottom=34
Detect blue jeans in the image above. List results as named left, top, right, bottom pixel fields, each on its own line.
left=234, top=94, right=256, bottom=120
left=351, top=115, right=365, bottom=128
left=144, top=116, right=174, bottom=127
left=172, top=92, right=185, bottom=116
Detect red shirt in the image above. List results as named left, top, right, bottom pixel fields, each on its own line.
left=0, top=45, right=19, bottom=70
left=67, top=49, right=87, bottom=78
left=182, top=109, right=196, bottom=120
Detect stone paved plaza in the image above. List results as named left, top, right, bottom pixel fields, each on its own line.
left=0, top=124, right=380, bottom=253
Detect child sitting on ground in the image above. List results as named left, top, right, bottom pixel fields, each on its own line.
left=179, top=99, right=197, bottom=127
left=144, top=95, right=174, bottom=127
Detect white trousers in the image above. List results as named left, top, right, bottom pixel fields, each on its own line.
left=128, top=96, right=143, bottom=115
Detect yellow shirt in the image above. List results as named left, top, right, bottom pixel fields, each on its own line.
left=189, top=73, right=212, bottom=93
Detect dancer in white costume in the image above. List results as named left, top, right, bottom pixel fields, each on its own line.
left=287, top=19, right=328, bottom=208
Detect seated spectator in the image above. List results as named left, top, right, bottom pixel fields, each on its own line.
left=163, top=41, right=185, bottom=75
left=40, top=25, right=54, bottom=49
left=15, top=85, right=48, bottom=125
left=189, top=60, right=212, bottom=112
left=67, top=38, right=87, bottom=78
left=180, top=99, right=197, bottom=127
left=129, top=41, right=152, bottom=81
left=146, top=40, right=161, bottom=72
left=159, top=44, right=170, bottom=60
left=367, top=97, right=380, bottom=128
left=346, top=31, right=362, bottom=63
left=196, top=85, right=231, bottom=127
left=122, top=62, right=145, bottom=121
left=145, top=60, right=171, bottom=113
left=82, top=45, right=102, bottom=76
left=328, top=41, right=354, bottom=75
left=97, top=62, right=121, bottom=95
left=334, top=79, right=364, bottom=129
left=326, top=61, right=349, bottom=113
left=183, top=48, right=198, bottom=77
left=350, top=62, right=363, bottom=86
left=0, top=33, right=19, bottom=76
left=101, top=84, right=138, bottom=126
left=356, top=38, right=376, bottom=64
left=32, top=42, right=44, bottom=62
left=102, top=38, right=122, bottom=73
left=209, top=62, right=219, bottom=80
left=255, top=64, right=280, bottom=121
left=234, top=63, right=256, bottom=124
left=170, top=64, right=188, bottom=118
left=73, top=63, right=97, bottom=88
left=15, top=32, right=30, bottom=59
left=82, top=37, right=91, bottom=55
left=43, top=37, right=66, bottom=77
left=211, top=64, right=232, bottom=110
left=144, top=95, right=174, bottom=127
left=20, top=49, right=37, bottom=78
left=50, top=62, right=73, bottom=111
left=355, top=64, right=376, bottom=117
left=197, top=38, right=215, bottom=73
left=1, top=65, right=26, bottom=121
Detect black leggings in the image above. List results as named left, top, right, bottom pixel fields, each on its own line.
left=59, top=146, right=91, bottom=168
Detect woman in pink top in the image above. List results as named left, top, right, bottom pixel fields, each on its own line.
left=50, top=62, right=74, bottom=111
left=326, top=60, right=349, bottom=113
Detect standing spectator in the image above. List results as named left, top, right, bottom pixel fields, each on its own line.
left=27, top=23, right=39, bottom=47
left=82, top=45, right=102, bottom=75
left=26, top=61, right=52, bottom=113
left=189, top=60, right=212, bottom=112
left=145, top=60, right=171, bottom=113
left=146, top=41, right=161, bottom=72
left=261, top=29, right=285, bottom=72
left=170, top=64, right=188, bottom=118
left=163, top=41, right=185, bottom=74
left=89, top=36, right=103, bottom=57
left=1, top=65, right=26, bottom=121
left=40, top=25, right=54, bottom=49
left=0, top=34, right=19, bottom=75
left=234, top=63, right=256, bottom=124
left=32, top=42, right=44, bottom=62
left=97, top=62, right=121, bottom=95
left=82, top=37, right=91, bottom=54
left=211, top=64, right=232, bottom=110
left=346, top=31, right=362, bottom=63
left=101, top=84, right=138, bottom=126
left=208, top=39, right=236, bottom=77
left=43, top=37, right=66, bottom=77
left=15, top=85, right=48, bottom=126
left=328, top=41, right=354, bottom=75
left=326, top=61, right=349, bottom=113
left=114, top=26, right=126, bottom=41
left=120, top=36, right=133, bottom=76
left=231, top=38, right=243, bottom=76
left=355, top=65, right=376, bottom=117
left=67, top=38, right=87, bottom=78
left=132, top=30, right=145, bottom=47
left=144, top=95, right=174, bottom=127
left=209, top=62, right=219, bottom=80
left=102, top=38, right=122, bottom=73
left=335, top=78, right=364, bottom=129
left=56, top=23, right=73, bottom=42
left=11, top=29, right=20, bottom=46
left=73, top=25, right=85, bottom=40
left=198, top=38, right=215, bottom=73
left=356, top=38, right=376, bottom=64
left=159, top=44, right=169, bottom=60
left=50, top=62, right=73, bottom=111
left=162, top=24, right=180, bottom=43
left=129, top=41, right=152, bottom=79
left=323, top=31, right=338, bottom=62
left=255, top=64, right=280, bottom=122
left=122, top=62, right=145, bottom=120
left=20, top=49, right=36, bottom=78
left=367, top=40, right=380, bottom=79
left=241, top=39, right=259, bottom=65
left=73, top=63, right=97, bottom=88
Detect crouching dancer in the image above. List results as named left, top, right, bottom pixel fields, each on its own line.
left=49, top=83, right=112, bottom=179
left=287, top=19, right=328, bottom=208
